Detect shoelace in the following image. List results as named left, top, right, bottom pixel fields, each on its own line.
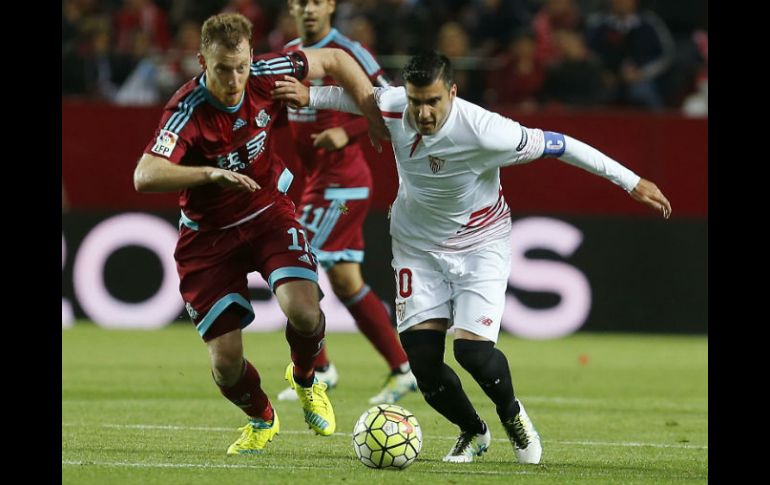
left=506, top=416, right=530, bottom=448
left=301, top=383, right=331, bottom=411
left=449, top=432, right=475, bottom=456
left=234, top=423, right=266, bottom=446
left=374, top=373, right=394, bottom=390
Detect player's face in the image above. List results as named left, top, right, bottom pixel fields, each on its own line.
left=198, top=37, right=252, bottom=107
left=406, top=78, right=457, bottom=136
left=289, top=0, right=336, bottom=42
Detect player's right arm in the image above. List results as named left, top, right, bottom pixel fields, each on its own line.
left=133, top=154, right=259, bottom=193
left=272, top=79, right=383, bottom=115
left=311, top=44, right=390, bottom=152
left=302, top=48, right=389, bottom=147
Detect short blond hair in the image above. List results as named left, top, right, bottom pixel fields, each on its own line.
left=200, top=13, right=252, bottom=54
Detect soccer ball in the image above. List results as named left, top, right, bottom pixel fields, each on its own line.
left=352, top=404, right=422, bottom=470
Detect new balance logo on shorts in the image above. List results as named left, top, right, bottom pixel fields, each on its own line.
left=476, top=316, right=493, bottom=326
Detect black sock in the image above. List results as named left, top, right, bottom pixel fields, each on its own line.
left=400, top=330, right=485, bottom=434
left=454, top=339, right=520, bottom=421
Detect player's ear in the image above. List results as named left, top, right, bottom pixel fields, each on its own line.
left=449, top=83, right=457, bottom=99
left=197, top=52, right=206, bottom=71
left=329, top=0, right=337, bottom=14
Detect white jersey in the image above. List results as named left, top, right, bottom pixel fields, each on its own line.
left=309, top=85, right=641, bottom=252
left=376, top=86, right=545, bottom=251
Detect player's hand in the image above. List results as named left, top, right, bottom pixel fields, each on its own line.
left=271, top=76, right=309, bottom=108
left=209, top=168, right=260, bottom=192
left=630, top=178, right=671, bottom=219
left=366, top=115, right=390, bottom=153
left=312, top=127, right=349, bottom=151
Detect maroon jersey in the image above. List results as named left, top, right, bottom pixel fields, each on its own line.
left=143, top=51, right=308, bottom=230
left=284, top=29, right=388, bottom=194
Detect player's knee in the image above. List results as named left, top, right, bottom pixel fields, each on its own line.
left=400, top=329, right=445, bottom=385
left=286, top=307, right=323, bottom=334
left=328, top=265, right=364, bottom=299
left=209, top=349, right=243, bottom=386
left=330, top=279, right=360, bottom=299
left=453, top=339, right=495, bottom=375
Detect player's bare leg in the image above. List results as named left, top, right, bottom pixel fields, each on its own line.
left=276, top=280, right=336, bottom=435
left=205, top=311, right=278, bottom=454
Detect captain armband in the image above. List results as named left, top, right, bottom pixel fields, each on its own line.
left=542, top=131, right=566, bottom=157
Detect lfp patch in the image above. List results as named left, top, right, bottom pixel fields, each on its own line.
left=151, top=129, right=178, bottom=157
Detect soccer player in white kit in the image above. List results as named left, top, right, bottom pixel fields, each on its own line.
left=272, top=51, right=672, bottom=465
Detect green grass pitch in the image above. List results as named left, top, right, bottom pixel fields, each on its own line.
left=63, top=323, right=707, bottom=484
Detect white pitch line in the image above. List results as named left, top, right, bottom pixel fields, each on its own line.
left=554, top=440, right=706, bottom=450
left=62, top=396, right=707, bottom=414
left=61, top=460, right=332, bottom=471
left=61, top=460, right=536, bottom=475
left=61, top=423, right=706, bottom=450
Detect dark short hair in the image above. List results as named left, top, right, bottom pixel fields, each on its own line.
left=402, top=51, right=454, bottom=88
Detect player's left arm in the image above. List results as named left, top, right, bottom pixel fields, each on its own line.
left=481, top=113, right=671, bottom=219
left=525, top=129, right=672, bottom=219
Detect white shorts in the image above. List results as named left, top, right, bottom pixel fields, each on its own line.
left=391, top=237, right=511, bottom=343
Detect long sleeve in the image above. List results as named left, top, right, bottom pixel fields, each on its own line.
left=309, top=86, right=363, bottom=115
left=556, top=134, right=641, bottom=192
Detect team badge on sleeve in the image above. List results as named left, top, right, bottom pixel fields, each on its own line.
left=151, top=129, right=179, bottom=156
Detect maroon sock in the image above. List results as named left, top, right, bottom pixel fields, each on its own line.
left=285, top=312, right=326, bottom=383
left=216, top=360, right=273, bottom=422
left=315, top=346, right=330, bottom=370
left=345, top=285, right=408, bottom=371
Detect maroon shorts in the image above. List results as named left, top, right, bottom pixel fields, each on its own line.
left=297, top=186, right=371, bottom=270
left=175, top=197, right=318, bottom=340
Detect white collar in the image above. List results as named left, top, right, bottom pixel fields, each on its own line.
left=402, top=98, right=457, bottom=149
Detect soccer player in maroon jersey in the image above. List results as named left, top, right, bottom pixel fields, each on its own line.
left=275, top=0, right=418, bottom=406
left=132, top=12, right=387, bottom=455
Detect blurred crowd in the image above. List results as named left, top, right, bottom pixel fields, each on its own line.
left=62, top=0, right=707, bottom=115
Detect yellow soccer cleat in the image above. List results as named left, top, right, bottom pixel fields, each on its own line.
left=226, top=410, right=280, bottom=455
left=284, top=362, right=336, bottom=436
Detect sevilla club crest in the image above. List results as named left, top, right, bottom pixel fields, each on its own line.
left=428, top=155, right=446, bottom=173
